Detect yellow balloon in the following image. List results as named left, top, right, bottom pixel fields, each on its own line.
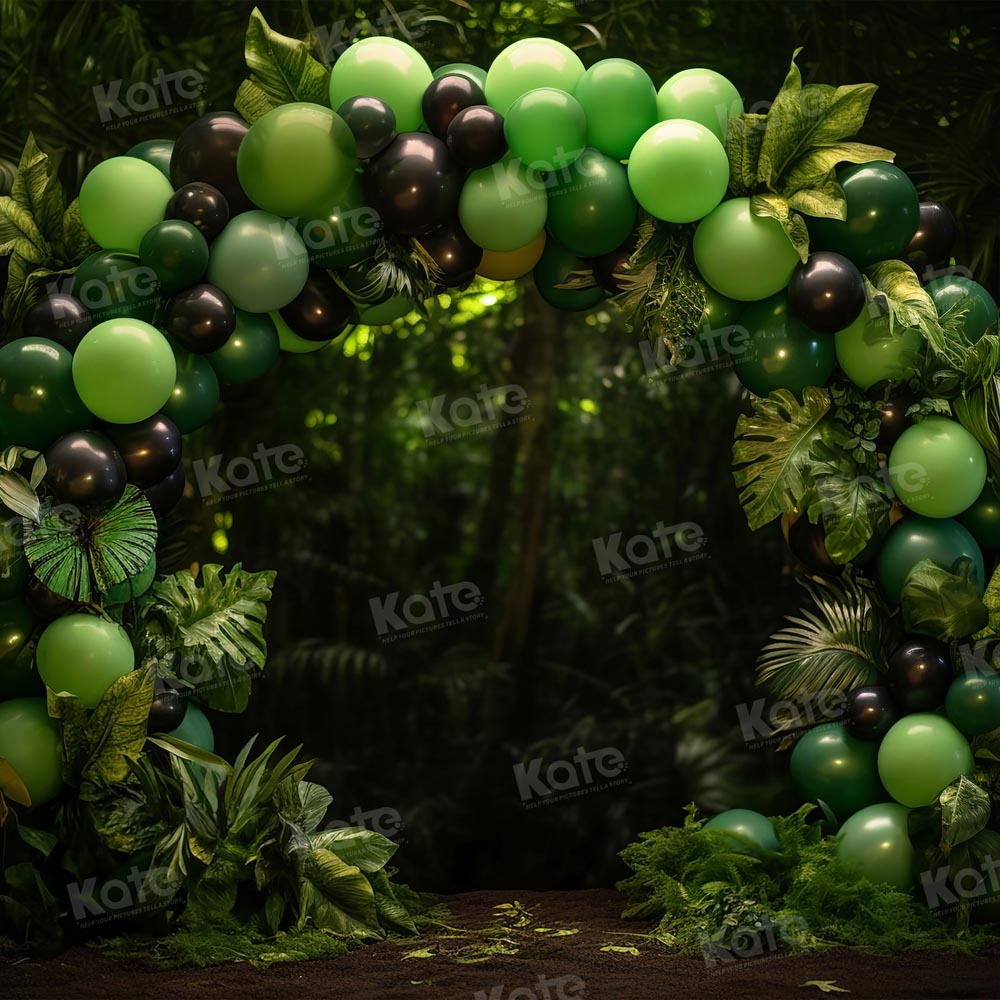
left=477, top=230, right=547, bottom=281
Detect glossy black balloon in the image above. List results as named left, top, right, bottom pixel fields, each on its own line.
left=149, top=676, right=188, bottom=734
left=593, top=235, right=639, bottom=294
left=144, top=463, right=186, bottom=517
left=364, top=133, right=463, bottom=235
left=166, top=182, right=230, bottom=242
left=888, top=636, right=954, bottom=713
left=337, top=96, right=396, bottom=160
left=102, top=414, right=182, bottom=488
left=870, top=381, right=916, bottom=454
left=169, top=112, right=253, bottom=214
left=417, top=223, right=483, bottom=287
left=787, top=251, right=865, bottom=333
left=279, top=268, right=354, bottom=342
left=446, top=106, right=507, bottom=169
left=164, top=283, right=236, bottom=354
left=787, top=515, right=842, bottom=576
left=905, top=202, right=957, bottom=275
left=44, top=430, right=127, bottom=506
left=22, top=294, right=92, bottom=350
left=422, top=75, right=487, bottom=140
left=24, top=574, right=74, bottom=622
left=844, top=685, right=899, bottom=741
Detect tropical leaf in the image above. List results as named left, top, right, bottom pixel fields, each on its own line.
left=900, top=558, right=988, bottom=641
left=368, top=868, right=418, bottom=935
left=954, top=377, right=1000, bottom=486
left=725, top=113, right=767, bottom=196
left=297, top=846, right=380, bottom=936
left=0, top=756, right=31, bottom=807
left=939, top=775, right=990, bottom=851
left=0, top=468, right=40, bottom=522
left=311, top=827, right=398, bottom=873
left=750, top=192, right=809, bottom=262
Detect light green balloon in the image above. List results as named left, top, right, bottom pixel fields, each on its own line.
left=504, top=88, right=587, bottom=170
left=656, top=68, right=743, bottom=142
left=878, top=713, right=973, bottom=808
left=358, top=294, right=415, bottom=326
left=207, top=210, right=309, bottom=313
left=237, top=103, right=357, bottom=219
left=834, top=310, right=923, bottom=390
left=79, top=156, right=173, bottom=253
left=37, top=614, right=134, bottom=709
left=836, top=803, right=914, bottom=890
left=573, top=58, right=657, bottom=161
left=485, top=38, right=585, bottom=116
left=627, top=120, right=728, bottom=224
left=693, top=197, right=800, bottom=301
left=0, top=697, right=63, bottom=807
left=273, top=310, right=332, bottom=354
left=458, top=157, right=548, bottom=253
left=72, top=319, right=177, bottom=424
left=328, top=37, right=432, bottom=132
left=888, top=416, right=987, bottom=518
left=99, top=553, right=156, bottom=606
left=169, top=701, right=214, bottom=751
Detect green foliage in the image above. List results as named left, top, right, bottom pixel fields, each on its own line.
left=899, top=558, right=989, bottom=641
left=0, top=445, right=46, bottom=523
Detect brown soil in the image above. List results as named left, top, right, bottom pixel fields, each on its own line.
left=5, top=889, right=1000, bottom=1000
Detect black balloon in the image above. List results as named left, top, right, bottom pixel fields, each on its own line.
left=44, top=430, right=127, bottom=506
left=844, top=685, right=898, bottom=741
left=144, top=463, right=186, bottom=517
left=787, top=515, right=842, bottom=576
left=905, top=202, right=957, bottom=275
left=870, top=381, right=915, bottom=454
left=422, top=75, right=487, bottom=140
left=166, top=182, right=230, bottom=241
left=102, top=414, right=182, bottom=488
left=593, top=235, right=639, bottom=294
left=337, top=96, right=396, bottom=160
left=888, top=636, right=953, bottom=713
left=417, top=223, right=483, bottom=287
left=169, top=112, right=253, bottom=214
left=24, top=574, right=74, bottom=622
left=164, top=283, right=236, bottom=354
left=23, top=293, right=92, bottom=349
left=446, top=106, right=507, bottom=169
left=279, top=268, right=354, bottom=342
left=364, top=133, right=463, bottom=235
left=149, top=676, right=188, bottom=734
left=787, top=251, right=865, bottom=333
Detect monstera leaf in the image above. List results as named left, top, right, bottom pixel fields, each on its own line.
left=900, top=558, right=989, bottom=641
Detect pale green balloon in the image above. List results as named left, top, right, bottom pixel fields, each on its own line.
left=37, top=614, right=134, bottom=709
left=0, top=697, right=63, bottom=807
left=485, top=38, right=585, bottom=116
left=79, top=156, right=174, bottom=253
left=328, top=37, right=432, bottom=132
left=878, top=713, right=973, bottom=808
left=834, top=310, right=923, bottom=390
left=888, top=416, right=987, bottom=518
left=207, top=210, right=309, bottom=313
left=72, top=319, right=177, bottom=424
left=272, top=310, right=332, bottom=354
left=169, top=701, right=214, bottom=750
left=458, top=157, right=548, bottom=253
left=704, top=808, right=780, bottom=853
left=656, top=68, right=743, bottom=142
left=504, top=88, right=587, bottom=170
left=358, top=294, right=415, bottom=326
left=693, top=197, right=800, bottom=301
left=573, top=58, right=657, bottom=161
left=836, top=803, right=914, bottom=890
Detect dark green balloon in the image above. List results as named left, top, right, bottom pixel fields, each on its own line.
left=700, top=284, right=743, bottom=331
left=0, top=338, right=92, bottom=450
left=959, top=482, right=1000, bottom=553
left=71, top=250, right=160, bottom=324
left=126, top=139, right=175, bottom=181
left=533, top=238, right=608, bottom=312
left=0, top=597, right=38, bottom=698
left=161, top=347, right=220, bottom=434
left=138, top=220, right=210, bottom=297
left=207, top=310, right=280, bottom=384
left=925, top=275, right=998, bottom=345
left=806, top=162, right=919, bottom=268
left=734, top=293, right=836, bottom=397
left=433, top=62, right=487, bottom=90
left=295, top=176, right=381, bottom=271
left=946, top=672, right=1000, bottom=736
left=0, top=527, right=27, bottom=599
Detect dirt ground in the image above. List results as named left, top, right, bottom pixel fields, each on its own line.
left=5, top=888, right=1000, bottom=1000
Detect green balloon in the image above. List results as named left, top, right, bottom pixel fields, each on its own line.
left=504, top=88, right=587, bottom=171
left=878, top=713, right=973, bottom=808
left=734, top=293, right=836, bottom=397
left=875, top=514, right=984, bottom=605
left=0, top=526, right=27, bottom=600
left=693, top=197, right=800, bottom=301
left=807, top=162, right=919, bottom=268
left=485, top=38, right=585, bottom=116
left=79, top=155, right=174, bottom=253
left=0, top=598, right=37, bottom=698
left=328, top=37, right=432, bottom=132
left=533, top=238, right=608, bottom=312
left=834, top=309, right=922, bottom=391
left=0, top=338, right=91, bottom=450
left=655, top=68, right=743, bottom=142
left=547, top=148, right=637, bottom=258
left=946, top=672, right=1000, bottom=736
left=161, top=347, right=220, bottom=433
left=72, top=250, right=159, bottom=324
left=888, top=416, right=987, bottom=518
left=37, top=613, right=134, bottom=709
left=126, top=139, right=174, bottom=181
left=628, top=120, right=728, bottom=224
left=207, top=210, right=309, bottom=313
left=295, top=175, right=381, bottom=270
left=959, top=482, right=1000, bottom=552
left=169, top=701, right=214, bottom=751
left=704, top=808, right=780, bottom=853
left=700, top=284, right=743, bottom=331
left=458, top=157, right=548, bottom=253
left=790, top=724, right=885, bottom=823
left=358, top=294, right=415, bottom=327
left=0, top=697, right=63, bottom=807
left=72, top=319, right=177, bottom=424
left=272, top=311, right=332, bottom=353
left=836, top=803, right=914, bottom=890
left=573, top=58, right=657, bottom=161
left=139, top=220, right=209, bottom=297
left=207, top=310, right=280, bottom=383
left=237, top=103, right=357, bottom=219
left=925, top=275, right=999, bottom=345
left=433, top=62, right=488, bottom=90
left=99, top=553, right=156, bottom=606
